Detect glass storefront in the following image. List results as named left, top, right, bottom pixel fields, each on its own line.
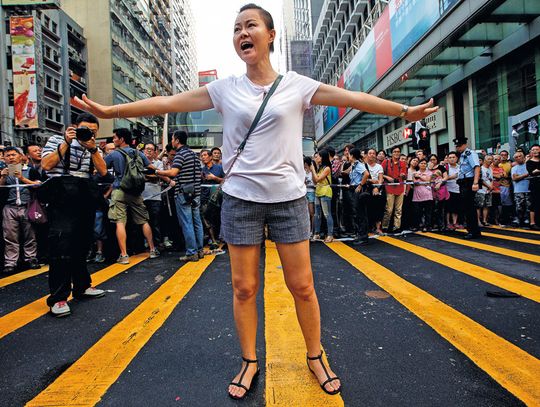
left=474, top=44, right=540, bottom=151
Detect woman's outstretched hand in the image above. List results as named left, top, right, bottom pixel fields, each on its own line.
left=71, top=94, right=114, bottom=119
left=405, top=98, right=438, bottom=122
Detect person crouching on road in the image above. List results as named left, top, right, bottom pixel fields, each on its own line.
left=41, top=113, right=107, bottom=317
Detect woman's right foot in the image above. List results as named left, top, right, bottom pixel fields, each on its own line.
left=228, top=358, right=260, bottom=399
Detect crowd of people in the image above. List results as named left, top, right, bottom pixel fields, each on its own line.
left=0, top=113, right=226, bottom=316
left=304, top=141, right=540, bottom=244
left=1, top=113, right=538, bottom=317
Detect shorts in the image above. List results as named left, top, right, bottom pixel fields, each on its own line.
left=306, top=191, right=315, bottom=204
left=108, top=189, right=150, bottom=224
left=446, top=192, right=461, bottom=214
left=514, top=192, right=531, bottom=213
left=220, top=192, right=310, bottom=245
left=500, top=186, right=513, bottom=206
left=474, top=192, right=492, bottom=208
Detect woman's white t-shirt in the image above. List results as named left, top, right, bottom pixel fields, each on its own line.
left=206, top=71, right=321, bottom=203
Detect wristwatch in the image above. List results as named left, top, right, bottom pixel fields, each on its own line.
left=399, top=105, right=409, bottom=118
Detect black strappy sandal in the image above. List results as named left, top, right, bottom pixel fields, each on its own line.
left=307, top=352, right=341, bottom=395
left=228, top=357, right=260, bottom=400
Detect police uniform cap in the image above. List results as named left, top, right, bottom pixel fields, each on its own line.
left=453, top=137, right=468, bottom=146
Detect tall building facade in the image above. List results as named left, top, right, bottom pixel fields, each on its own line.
left=62, top=0, right=197, bottom=141
left=312, top=0, right=540, bottom=157
left=0, top=2, right=88, bottom=146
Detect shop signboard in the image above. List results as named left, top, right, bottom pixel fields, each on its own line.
left=383, top=107, right=446, bottom=150
left=10, top=16, right=39, bottom=129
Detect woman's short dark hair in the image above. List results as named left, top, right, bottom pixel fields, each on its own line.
left=319, top=149, right=332, bottom=167
left=303, top=156, right=312, bottom=166
left=239, top=3, right=274, bottom=52
left=429, top=154, right=439, bottom=162
left=350, top=148, right=362, bottom=160
left=418, top=158, right=428, bottom=164
left=75, top=112, right=99, bottom=127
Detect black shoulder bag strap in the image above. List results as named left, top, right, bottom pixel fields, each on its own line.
left=221, top=74, right=283, bottom=185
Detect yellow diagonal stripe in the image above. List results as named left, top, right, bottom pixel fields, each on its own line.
left=0, top=265, right=49, bottom=288
left=454, top=229, right=540, bottom=245
left=26, top=255, right=215, bottom=407
left=0, top=254, right=148, bottom=339
left=327, top=242, right=540, bottom=406
left=379, top=236, right=540, bottom=303
left=487, top=225, right=540, bottom=235
left=421, top=232, right=540, bottom=263
left=264, top=241, right=343, bottom=406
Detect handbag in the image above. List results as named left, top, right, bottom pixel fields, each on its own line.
left=27, top=197, right=47, bottom=224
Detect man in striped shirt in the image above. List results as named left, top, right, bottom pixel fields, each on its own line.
left=156, top=131, right=203, bottom=262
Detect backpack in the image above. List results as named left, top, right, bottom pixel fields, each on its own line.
left=117, top=148, right=146, bottom=195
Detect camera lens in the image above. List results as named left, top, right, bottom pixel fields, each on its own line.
left=76, top=126, right=93, bottom=142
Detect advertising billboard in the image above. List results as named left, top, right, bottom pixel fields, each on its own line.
left=389, top=0, right=439, bottom=63
left=10, top=16, right=39, bottom=128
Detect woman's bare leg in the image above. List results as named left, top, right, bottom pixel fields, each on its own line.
left=228, top=243, right=261, bottom=398
left=276, top=240, right=341, bottom=393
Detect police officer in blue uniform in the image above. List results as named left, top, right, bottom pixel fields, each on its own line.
left=455, top=136, right=482, bottom=238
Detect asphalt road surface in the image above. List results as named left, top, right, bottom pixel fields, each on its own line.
left=1, top=226, right=539, bottom=406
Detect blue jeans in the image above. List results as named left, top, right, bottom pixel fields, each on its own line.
left=314, top=196, right=334, bottom=236
left=174, top=194, right=204, bottom=256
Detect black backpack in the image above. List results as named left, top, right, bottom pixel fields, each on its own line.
left=117, top=149, right=146, bottom=195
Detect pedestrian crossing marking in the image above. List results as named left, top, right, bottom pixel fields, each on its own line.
left=420, top=232, right=540, bottom=263
left=454, top=229, right=540, bottom=245
left=26, top=255, right=216, bottom=407
left=487, top=225, right=540, bottom=235
left=0, top=254, right=149, bottom=340
left=379, top=236, right=540, bottom=303
left=0, top=265, right=49, bottom=288
left=264, top=241, right=344, bottom=406
left=326, top=242, right=540, bottom=406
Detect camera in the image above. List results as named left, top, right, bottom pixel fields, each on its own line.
left=76, top=126, right=94, bottom=142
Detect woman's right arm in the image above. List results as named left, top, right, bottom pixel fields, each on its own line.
left=72, top=86, right=214, bottom=119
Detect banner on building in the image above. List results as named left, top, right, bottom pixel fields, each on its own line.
left=10, top=16, right=39, bottom=128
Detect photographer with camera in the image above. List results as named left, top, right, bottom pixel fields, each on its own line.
left=0, top=147, right=41, bottom=273
left=41, top=113, right=107, bottom=317
left=155, top=130, right=203, bottom=262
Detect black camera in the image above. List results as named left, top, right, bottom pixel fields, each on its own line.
left=76, top=126, right=94, bottom=142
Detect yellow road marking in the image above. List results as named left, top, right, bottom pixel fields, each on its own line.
left=26, top=255, right=215, bottom=407
left=487, top=225, right=540, bottom=235
left=0, top=254, right=148, bottom=339
left=420, top=232, right=540, bottom=263
left=0, top=265, right=49, bottom=288
left=379, top=236, right=540, bottom=303
left=264, top=241, right=344, bottom=406
left=327, top=242, right=540, bottom=406
left=454, top=229, right=540, bottom=245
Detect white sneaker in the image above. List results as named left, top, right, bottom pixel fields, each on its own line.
left=149, top=248, right=160, bottom=259
left=80, top=287, right=105, bottom=298
left=163, top=239, right=173, bottom=249
left=50, top=301, right=71, bottom=317
left=117, top=254, right=129, bottom=264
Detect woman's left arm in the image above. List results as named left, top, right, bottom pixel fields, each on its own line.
left=311, top=84, right=438, bottom=122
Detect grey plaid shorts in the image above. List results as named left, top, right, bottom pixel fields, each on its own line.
left=221, top=192, right=310, bottom=245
